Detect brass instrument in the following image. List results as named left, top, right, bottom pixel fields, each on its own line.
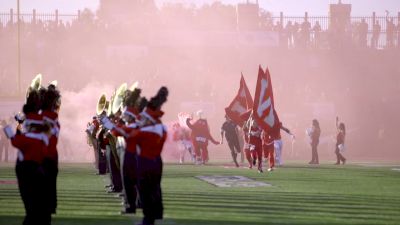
left=111, top=83, right=128, bottom=115
left=107, top=93, right=115, bottom=117
left=49, top=80, right=58, bottom=87
left=129, top=81, right=139, bottom=91
left=26, top=74, right=42, bottom=98
left=96, top=93, right=109, bottom=116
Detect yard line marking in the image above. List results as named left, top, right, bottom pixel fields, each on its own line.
left=196, top=175, right=272, bottom=188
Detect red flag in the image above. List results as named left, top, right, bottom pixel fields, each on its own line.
left=252, top=66, right=280, bottom=132
left=225, top=74, right=253, bottom=126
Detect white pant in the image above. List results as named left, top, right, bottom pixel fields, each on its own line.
left=274, top=139, right=283, bottom=166
left=178, top=140, right=194, bottom=163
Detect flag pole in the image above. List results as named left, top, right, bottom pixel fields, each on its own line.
left=17, top=0, right=21, bottom=96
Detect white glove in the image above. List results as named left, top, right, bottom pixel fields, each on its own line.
left=3, top=125, right=15, bottom=139
left=100, top=117, right=115, bottom=130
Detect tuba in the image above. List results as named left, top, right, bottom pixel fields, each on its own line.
left=49, top=80, right=58, bottom=87
left=107, top=92, right=115, bottom=117
left=129, top=81, right=139, bottom=91
left=26, top=74, right=42, bottom=98
left=111, top=83, right=128, bottom=115
left=96, top=93, right=109, bottom=116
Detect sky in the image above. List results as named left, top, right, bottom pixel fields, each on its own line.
left=1, top=0, right=399, bottom=16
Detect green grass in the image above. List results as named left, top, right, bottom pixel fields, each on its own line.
left=1, top=162, right=400, bottom=225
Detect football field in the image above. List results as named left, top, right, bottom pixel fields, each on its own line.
left=1, top=162, right=400, bottom=225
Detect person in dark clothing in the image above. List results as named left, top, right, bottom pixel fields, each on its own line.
left=220, top=115, right=241, bottom=167
left=335, top=117, right=346, bottom=165
left=307, top=119, right=321, bottom=164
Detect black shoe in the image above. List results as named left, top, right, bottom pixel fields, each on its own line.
left=258, top=169, right=263, bottom=173
left=252, top=159, right=256, bottom=166
left=107, top=188, right=121, bottom=193
left=105, top=184, right=112, bottom=188
left=120, top=207, right=135, bottom=214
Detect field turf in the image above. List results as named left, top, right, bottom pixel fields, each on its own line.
left=1, top=162, right=400, bottom=225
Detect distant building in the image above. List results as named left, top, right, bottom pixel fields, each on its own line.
left=329, top=0, right=351, bottom=33
left=236, top=0, right=260, bottom=31
left=97, top=0, right=157, bottom=24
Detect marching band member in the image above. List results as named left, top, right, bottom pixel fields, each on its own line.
left=41, top=84, right=62, bottom=215
left=105, top=113, right=123, bottom=193
left=97, top=124, right=109, bottom=175
left=109, top=88, right=145, bottom=214
left=3, top=89, right=52, bottom=225
left=186, top=110, right=219, bottom=165
left=130, top=87, right=168, bottom=225
left=86, top=115, right=100, bottom=171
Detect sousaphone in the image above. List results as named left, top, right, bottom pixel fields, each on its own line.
left=111, top=83, right=128, bottom=115
left=26, top=74, right=42, bottom=98
left=129, top=81, right=139, bottom=91
left=107, top=93, right=115, bottom=117
left=49, top=80, right=58, bottom=87
left=96, top=93, right=109, bottom=116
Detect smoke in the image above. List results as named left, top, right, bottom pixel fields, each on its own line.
left=1, top=2, right=399, bottom=163
left=58, top=82, right=114, bottom=162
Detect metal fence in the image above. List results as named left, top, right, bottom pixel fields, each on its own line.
left=1, top=9, right=399, bottom=49
left=0, top=9, right=79, bottom=26
left=269, top=13, right=400, bottom=49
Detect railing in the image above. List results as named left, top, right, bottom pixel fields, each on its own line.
left=0, top=9, right=399, bottom=49
left=0, top=9, right=79, bottom=26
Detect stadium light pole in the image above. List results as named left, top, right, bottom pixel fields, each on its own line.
left=17, top=0, right=21, bottom=96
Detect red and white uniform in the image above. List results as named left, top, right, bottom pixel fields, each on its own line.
left=129, top=108, right=166, bottom=224
left=186, top=118, right=219, bottom=164
left=11, top=129, right=50, bottom=223
left=42, top=110, right=60, bottom=161
left=244, top=121, right=263, bottom=170
left=262, top=131, right=275, bottom=169
left=125, top=109, right=168, bottom=159
left=11, top=131, right=49, bottom=163
left=112, top=123, right=138, bottom=154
